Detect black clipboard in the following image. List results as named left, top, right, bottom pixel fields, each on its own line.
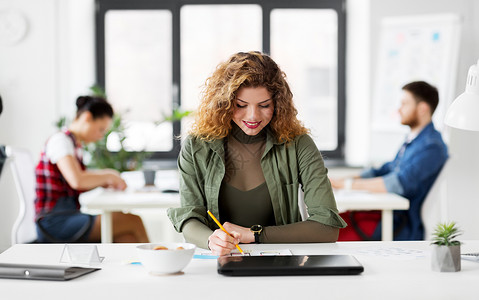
left=0, top=263, right=100, bottom=281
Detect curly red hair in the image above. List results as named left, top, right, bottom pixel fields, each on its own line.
left=190, top=51, right=309, bottom=143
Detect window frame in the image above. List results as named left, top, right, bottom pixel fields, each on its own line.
left=95, top=0, right=346, bottom=161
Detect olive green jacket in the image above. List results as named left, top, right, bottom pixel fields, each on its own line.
left=167, top=128, right=346, bottom=232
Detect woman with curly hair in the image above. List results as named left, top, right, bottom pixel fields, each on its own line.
left=168, top=51, right=346, bottom=255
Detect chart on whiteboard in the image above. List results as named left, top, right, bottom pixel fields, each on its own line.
left=372, top=14, right=461, bottom=132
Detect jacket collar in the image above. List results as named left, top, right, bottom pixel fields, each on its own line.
left=408, top=122, right=435, bottom=145
left=263, top=126, right=285, bottom=158
left=208, top=138, right=225, bottom=162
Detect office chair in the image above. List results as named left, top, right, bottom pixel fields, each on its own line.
left=7, top=146, right=38, bottom=244
left=421, top=160, right=450, bottom=241
left=298, top=187, right=309, bottom=221
left=8, top=146, right=94, bottom=244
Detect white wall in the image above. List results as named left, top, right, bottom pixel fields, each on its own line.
left=0, top=0, right=95, bottom=251
left=0, top=0, right=58, bottom=155
left=0, top=0, right=95, bottom=159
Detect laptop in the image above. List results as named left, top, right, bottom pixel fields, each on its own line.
left=217, top=254, right=364, bottom=276
left=0, top=263, right=100, bottom=281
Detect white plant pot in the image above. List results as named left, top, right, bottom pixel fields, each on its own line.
left=431, top=244, right=461, bottom=272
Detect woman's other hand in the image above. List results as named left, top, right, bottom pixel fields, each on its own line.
left=110, top=175, right=127, bottom=190
left=103, top=169, right=127, bottom=190
left=329, top=177, right=345, bottom=189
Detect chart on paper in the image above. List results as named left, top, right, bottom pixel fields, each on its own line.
left=195, top=249, right=292, bottom=259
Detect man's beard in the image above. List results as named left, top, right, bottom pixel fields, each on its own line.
left=402, top=114, right=419, bottom=129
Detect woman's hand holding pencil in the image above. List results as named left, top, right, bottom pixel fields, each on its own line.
left=207, top=210, right=244, bottom=256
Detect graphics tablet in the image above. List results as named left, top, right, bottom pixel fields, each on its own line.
left=217, top=255, right=364, bottom=276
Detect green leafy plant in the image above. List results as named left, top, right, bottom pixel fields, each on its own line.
left=159, top=107, right=193, bottom=123
left=431, top=222, right=462, bottom=246
left=54, top=116, right=69, bottom=129
left=90, top=84, right=107, bottom=98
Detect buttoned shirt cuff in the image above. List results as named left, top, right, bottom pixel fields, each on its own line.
left=360, top=168, right=376, bottom=178
left=382, top=173, right=405, bottom=195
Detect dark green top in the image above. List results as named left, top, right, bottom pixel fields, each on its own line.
left=219, top=124, right=275, bottom=227
left=219, top=182, right=276, bottom=227
left=167, top=124, right=346, bottom=249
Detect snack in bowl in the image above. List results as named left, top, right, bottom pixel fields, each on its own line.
left=152, top=245, right=185, bottom=250
left=153, top=246, right=168, bottom=250
left=136, top=243, right=196, bottom=275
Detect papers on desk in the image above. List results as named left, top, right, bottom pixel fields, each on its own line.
left=194, top=249, right=293, bottom=259
left=353, top=246, right=426, bottom=260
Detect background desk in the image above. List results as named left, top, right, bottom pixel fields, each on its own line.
left=334, top=190, right=409, bottom=241
left=80, top=171, right=408, bottom=243
left=81, top=188, right=180, bottom=243
left=82, top=189, right=408, bottom=243
left=0, top=241, right=478, bottom=299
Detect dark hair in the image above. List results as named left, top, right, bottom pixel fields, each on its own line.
left=75, top=96, right=114, bottom=119
left=402, top=81, right=439, bottom=114
left=0, top=94, right=3, bottom=116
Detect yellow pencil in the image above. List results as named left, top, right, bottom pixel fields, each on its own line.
left=207, top=210, right=244, bottom=255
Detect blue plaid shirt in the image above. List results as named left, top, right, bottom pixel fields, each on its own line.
left=361, top=122, right=448, bottom=240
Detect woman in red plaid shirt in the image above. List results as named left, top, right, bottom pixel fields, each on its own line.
left=35, top=96, right=149, bottom=243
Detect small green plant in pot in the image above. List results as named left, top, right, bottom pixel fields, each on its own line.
left=431, top=222, right=462, bottom=272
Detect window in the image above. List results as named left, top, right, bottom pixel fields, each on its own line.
left=105, top=10, right=173, bottom=152
left=271, top=9, right=339, bottom=151
left=96, top=0, right=345, bottom=160
left=180, top=4, right=262, bottom=137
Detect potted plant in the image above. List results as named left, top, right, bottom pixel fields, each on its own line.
left=431, top=221, right=462, bottom=272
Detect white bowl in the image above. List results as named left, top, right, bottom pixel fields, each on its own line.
left=136, top=242, right=196, bottom=275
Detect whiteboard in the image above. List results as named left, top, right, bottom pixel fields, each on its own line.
left=371, top=14, right=462, bottom=133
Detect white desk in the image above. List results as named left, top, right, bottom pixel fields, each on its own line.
left=0, top=241, right=478, bottom=299
left=334, top=190, right=409, bottom=241
left=81, top=187, right=180, bottom=243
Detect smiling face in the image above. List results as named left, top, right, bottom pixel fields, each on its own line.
left=232, top=86, right=274, bottom=136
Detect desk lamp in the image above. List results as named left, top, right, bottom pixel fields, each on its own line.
left=445, top=59, right=479, bottom=130
left=442, top=58, right=479, bottom=247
